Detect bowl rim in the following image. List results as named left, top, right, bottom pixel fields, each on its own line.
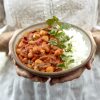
left=11, top=22, right=94, bottom=77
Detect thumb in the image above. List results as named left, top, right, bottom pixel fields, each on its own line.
left=85, top=58, right=94, bottom=70
left=8, top=29, right=22, bottom=57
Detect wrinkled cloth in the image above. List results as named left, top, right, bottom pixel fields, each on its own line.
left=0, top=0, right=100, bottom=100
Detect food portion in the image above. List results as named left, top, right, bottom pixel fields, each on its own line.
left=16, top=16, right=90, bottom=72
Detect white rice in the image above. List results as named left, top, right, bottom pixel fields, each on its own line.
left=63, top=28, right=91, bottom=68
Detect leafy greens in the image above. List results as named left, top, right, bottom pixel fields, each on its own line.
left=46, top=16, right=74, bottom=69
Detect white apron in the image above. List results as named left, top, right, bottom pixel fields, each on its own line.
left=0, top=0, right=100, bottom=100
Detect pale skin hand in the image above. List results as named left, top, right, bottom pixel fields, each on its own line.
left=0, top=30, right=97, bottom=85
left=50, top=31, right=97, bottom=85
left=92, top=31, right=100, bottom=51
left=8, top=30, right=48, bottom=82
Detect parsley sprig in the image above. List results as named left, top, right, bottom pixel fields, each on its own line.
left=46, top=16, right=74, bottom=68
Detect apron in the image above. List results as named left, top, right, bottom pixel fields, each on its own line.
left=0, top=0, right=99, bottom=100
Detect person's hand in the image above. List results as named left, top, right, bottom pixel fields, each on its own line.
left=8, top=30, right=96, bottom=85
left=50, top=31, right=97, bottom=85
left=85, top=31, right=97, bottom=69
left=9, top=30, right=48, bottom=82
left=0, top=29, right=97, bottom=85
left=92, top=31, right=100, bottom=50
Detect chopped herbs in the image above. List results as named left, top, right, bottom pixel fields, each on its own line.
left=65, top=43, right=73, bottom=52
left=60, top=23, right=71, bottom=30
left=46, top=16, right=74, bottom=69
left=57, top=63, right=65, bottom=68
left=49, top=40, right=57, bottom=46
left=49, top=29, right=58, bottom=36
left=46, top=16, right=59, bottom=26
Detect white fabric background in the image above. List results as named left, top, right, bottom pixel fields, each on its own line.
left=0, top=0, right=100, bottom=100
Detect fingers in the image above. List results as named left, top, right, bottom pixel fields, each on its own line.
left=85, top=31, right=97, bottom=69
left=0, top=31, right=14, bottom=52
left=85, top=57, right=94, bottom=70
left=50, top=67, right=85, bottom=85
left=93, top=34, right=100, bottom=50
left=50, top=75, right=76, bottom=85
left=15, top=65, right=48, bottom=82
left=88, top=32, right=97, bottom=53
left=8, top=29, right=48, bottom=82
left=86, top=40, right=96, bottom=70
left=15, top=65, right=33, bottom=78
left=50, top=76, right=74, bottom=85
left=51, top=76, right=75, bottom=85
left=11, top=56, right=48, bottom=82
left=8, top=29, right=22, bottom=56
left=30, top=76, right=48, bottom=82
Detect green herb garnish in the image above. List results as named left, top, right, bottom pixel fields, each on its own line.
left=65, top=43, right=73, bottom=52
left=46, top=16, right=59, bottom=26
left=46, top=16, right=74, bottom=69
left=57, top=63, right=66, bottom=68
left=49, top=40, right=57, bottom=46
left=60, top=23, right=71, bottom=30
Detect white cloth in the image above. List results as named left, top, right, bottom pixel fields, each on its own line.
left=0, top=0, right=100, bottom=100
